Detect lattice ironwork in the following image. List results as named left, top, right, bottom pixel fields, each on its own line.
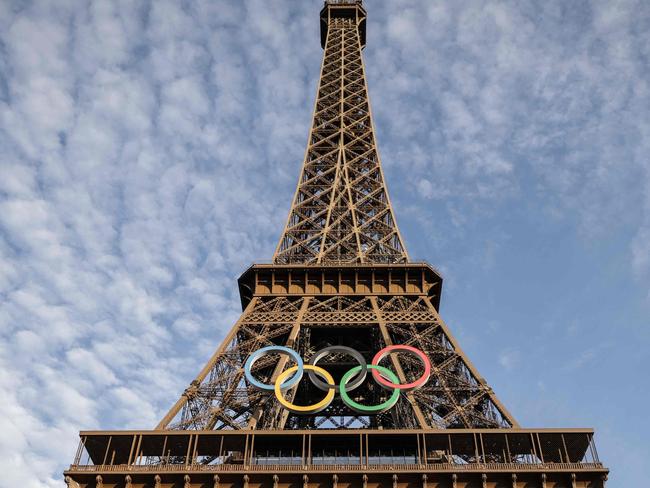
left=157, top=288, right=517, bottom=430
left=155, top=4, right=518, bottom=432
left=274, top=14, right=407, bottom=265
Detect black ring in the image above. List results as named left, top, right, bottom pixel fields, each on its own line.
left=307, top=346, right=368, bottom=392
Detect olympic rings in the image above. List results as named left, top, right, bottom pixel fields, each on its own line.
left=371, top=345, right=431, bottom=391
left=244, top=345, right=303, bottom=391
left=339, top=365, right=400, bottom=413
left=307, top=345, right=367, bottom=392
left=275, top=365, right=336, bottom=413
left=244, top=344, right=431, bottom=414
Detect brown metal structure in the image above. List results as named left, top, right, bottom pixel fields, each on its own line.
left=64, top=1, right=609, bottom=487
left=274, top=2, right=406, bottom=266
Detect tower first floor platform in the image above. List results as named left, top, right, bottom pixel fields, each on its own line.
left=65, top=428, right=608, bottom=488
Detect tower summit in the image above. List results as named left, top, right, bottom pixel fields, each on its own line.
left=277, top=0, right=401, bottom=265
left=64, top=2, right=608, bottom=487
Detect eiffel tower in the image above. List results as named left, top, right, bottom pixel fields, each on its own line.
left=65, top=2, right=609, bottom=487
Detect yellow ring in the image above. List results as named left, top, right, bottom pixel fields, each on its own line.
left=274, top=365, right=335, bottom=414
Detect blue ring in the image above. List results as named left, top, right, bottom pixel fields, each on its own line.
left=244, top=346, right=304, bottom=391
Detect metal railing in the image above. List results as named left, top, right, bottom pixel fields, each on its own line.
left=68, top=461, right=604, bottom=474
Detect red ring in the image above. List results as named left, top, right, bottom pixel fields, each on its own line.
left=371, top=345, right=431, bottom=391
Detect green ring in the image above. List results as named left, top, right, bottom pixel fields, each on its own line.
left=339, top=365, right=401, bottom=413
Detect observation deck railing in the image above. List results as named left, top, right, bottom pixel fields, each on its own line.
left=68, top=461, right=605, bottom=474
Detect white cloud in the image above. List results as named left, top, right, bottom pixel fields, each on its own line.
left=498, top=348, right=520, bottom=370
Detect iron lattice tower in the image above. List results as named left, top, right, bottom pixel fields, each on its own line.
left=274, top=4, right=407, bottom=266
left=64, top=2, right=608, bottom=487
left=155, top=0, right=514, bottom=433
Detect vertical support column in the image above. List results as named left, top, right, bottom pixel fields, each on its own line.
left=530, top=433, right=540, bottom=463
left=154, top=475, right=162, bottom=488
left=473, top=433, right=480, bottom=462
left=561, top=434, right=571, bottom=463
left=214, top=475, right=220, bottom=488
left=243, top=434, right=250, bottom=468
left=101, top=436, right=112, bottom=466
left=185, top=434, right=194, bottom=466
left=359, top=433, right=364, bottom=466
left=191, top=433, right=199, bottom=465
left=448, top=434, right=453, bottom=462
left=421, top=432, right=428, bottom=466
left=536, top=433, right=545, bottom=464
left=308, top=434, right=312, bottom=468
left=364, top=433, right=369, bottom=467
left=218, top=436, right=224, bottom=462
left=126, top=435, right=138, bottom=465
left=479, top=433, right=486, bottom=463
left=161, top=436, right=169, bottom=463
left=247, top=434, right=256, bottom=467
left=134, top=434, right=144, bottom=466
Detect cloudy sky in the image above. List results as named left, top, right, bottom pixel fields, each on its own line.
left=0, top=0, right=648, bottom=485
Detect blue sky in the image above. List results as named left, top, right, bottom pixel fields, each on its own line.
left=0, top=0, right=648, bottom=486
